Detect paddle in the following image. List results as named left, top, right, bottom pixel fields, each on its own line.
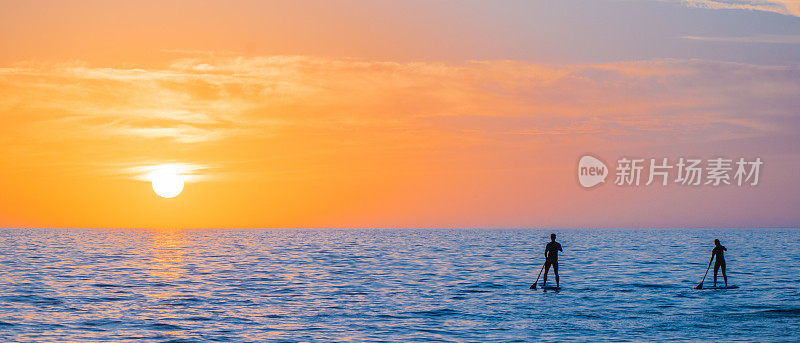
left=694, top=256, right=714, bottom=289
left=529, top=262, right=546, bottom=289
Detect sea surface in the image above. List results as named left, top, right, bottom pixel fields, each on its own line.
left=0, top=228, right=798, bottom=342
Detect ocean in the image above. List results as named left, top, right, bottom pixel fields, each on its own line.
left=0, top=228, right=798, bottom=342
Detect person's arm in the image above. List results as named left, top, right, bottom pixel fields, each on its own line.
left=723, top=246, right=727, bottom=251
left=544, top=245, right=549, bottom=259
left=559, top=243, right=563, bottom=252
left=709, top=250, right=716, bottom=265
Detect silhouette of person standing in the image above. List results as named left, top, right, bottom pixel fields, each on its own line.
left=543, top=233, right=562, bottom=288
left=711, top=239, right=727, bottom=287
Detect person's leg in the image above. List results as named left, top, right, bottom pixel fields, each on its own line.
left=713, top=263, right=720, bottom=287
left=722, top=262, right=727, bottom=287
left=553, top=261, right=559, bottom=287
left=543, top=261, right=551, bottom=286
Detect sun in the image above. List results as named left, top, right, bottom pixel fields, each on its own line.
left=148, top=166, right=185, bottom=198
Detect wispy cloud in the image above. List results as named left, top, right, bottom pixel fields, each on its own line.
left=123, top=163, right=213, bottom=183
left=678, top=0, right=800, bottom=17
left=681, top=34, right=800, bottom=44
left=1, top=56, right=798, bottom=181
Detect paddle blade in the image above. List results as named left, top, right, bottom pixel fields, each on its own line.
left=694, top=283, right=703, bottom=289
left=530, top=284, right=537, bottom=289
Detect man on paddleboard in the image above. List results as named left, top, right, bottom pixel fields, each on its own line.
left=543, top=233, right=562, bottom=288
left=711, top=239, right=727, bottom=287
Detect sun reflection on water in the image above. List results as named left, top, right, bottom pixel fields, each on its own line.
left=147, top=230, right=187, bottom=280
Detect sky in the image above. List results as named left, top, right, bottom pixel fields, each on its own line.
left=1, top=0, right=799, bottom=228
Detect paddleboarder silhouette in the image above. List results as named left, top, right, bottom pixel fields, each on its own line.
left=711, top=239, right=727, bottom=287
left=542, top=233, right=562, bottom=288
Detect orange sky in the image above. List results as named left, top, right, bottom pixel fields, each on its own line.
left=1, top=1, right=799, bottom=228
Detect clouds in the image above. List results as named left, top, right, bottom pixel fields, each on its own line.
left=124, top=163, right=213, bottom=183
left=679, top=0, right=800, bottom=17
left=0, top=56, right=796, bottom=202
left=2, top=56, right=798, bottom=153
left=1, top=55, right=799, bottom=227
left=681, top=34, right=800, bottom=44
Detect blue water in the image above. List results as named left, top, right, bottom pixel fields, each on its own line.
left=0, top=228, right=798, bottom=342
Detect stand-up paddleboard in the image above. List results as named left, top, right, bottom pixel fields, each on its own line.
left=530, top=283, right=561, bottom=291
left=697, top=285, right=739, bottom=290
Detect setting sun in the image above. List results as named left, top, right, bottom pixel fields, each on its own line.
left=148, top=165, right=186, bottom=198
